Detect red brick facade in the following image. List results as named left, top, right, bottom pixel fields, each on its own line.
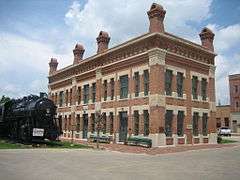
left=48, top=3, right=217, bottom=147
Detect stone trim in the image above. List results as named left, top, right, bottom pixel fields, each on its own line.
left=209, top=65, right=216, bottom=78
left=209, top=101, right=216, bottom=112
left=131, top=105, right=149, bottom=115
left=191, top=108, right=209, bottom=116
left=117, top=69, right=131, bottom=80
left=131, top=64, right=149, bottom=76
left=149, top=94, right=165, bottom=107
left=116, top=107, right=130, bottom=114
left=101, top=108, right=115, bottom=116
left=165, top=64, right=186, bottom=77
left=148, top=48, right=166, bottom=66
left=96, top=68, right=102, bottom=80
left=102, top=73, right=116, bottom=82
left=165, top=105, right=187, bottom=115
left=190, top=71, right=209, bottom=82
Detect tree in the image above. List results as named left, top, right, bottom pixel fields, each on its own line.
left=0, top=95, right=11, bottom=104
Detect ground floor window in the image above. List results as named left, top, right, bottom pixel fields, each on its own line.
left=193, top=112, right=199, bottom=136
left=64, top=115, right=67, bottom=131
left=102, top=113, right=106, bottom=134
left=165, top=110, right=173, bottom=137
left=109, top=112, right=114, bottom=135
left=133, top=110, right=139, bottom=135
left=76, top=114, right=80, bottom=132
left=202, top=113, right=208, bottom=136
left=91, top=113, right=95, bottom=133
left=177, top=111, right=184, bottom=136
left=143, top=110, right=149, bottom=136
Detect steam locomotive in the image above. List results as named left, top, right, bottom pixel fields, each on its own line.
left=0, top=93, right=61, bottom=142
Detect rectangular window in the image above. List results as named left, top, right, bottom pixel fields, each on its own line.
left=133, top=110, right=139, bottom=135
left=192, top=76, right=198, bottom=100
left=109, top=112, right=114, bottom=135
left=143, top=110, right=149, bottom=136
left=177, top=111, right=184, bottom=136
left=201, top=78, right=207, bottom=101
left=193, top=112, right=199, bottom=136
left=102, top=113, right=106, bottom=134
left=134, top=72, right=140, bottom=97
left=165, top=69, right=173, bottom=96
left=77, top=87, right=81, bottom=105
left=103, top=80, right=107, bottom=101
left=236, top=101, right=239, bottom=108
left=224, top=117, right=229, bottom=127
left=59, top=91, right=64, bottom=107
left=65, top=90, right=68, bottom=106
left=110, top=78, right=115, bottom=100
left=76, top=114, right=80, bottom=132
left=235, top=85, right=238, bottom=93
left=68, top=115, right=71, bottom=130
left=91, top=113, right=95, bottom=133
left=92, top=83, right=96, bottom=103
left=69, top=88, right=72, bottom=105
left=177, top=72, right=184, bottom=97
left=64, top=115, right=67, bottom=131
left=83, top=84, right=89, bottom=104
left=165, top=110, right=173, bottom=137
left=202, top=113, right=208, bottom=136
left=120, top=75, right=128, bottom=99
left=144, top=70, right=149, bottom=96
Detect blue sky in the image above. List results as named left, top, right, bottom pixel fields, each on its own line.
left=0, top=0, right=240, bottom=105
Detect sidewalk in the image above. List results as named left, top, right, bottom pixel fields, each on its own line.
left=60, top=137, right=238, bottom=155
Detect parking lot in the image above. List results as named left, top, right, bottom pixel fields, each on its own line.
left=0, top=138, right=240, bottom=180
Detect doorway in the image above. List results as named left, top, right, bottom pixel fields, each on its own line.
left=119, top=111, right=128, bottom=142
left=83, top=114, right=88, bottom=139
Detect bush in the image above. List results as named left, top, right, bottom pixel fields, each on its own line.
left=127, top=136, right=152, bottom=148
left=217, top=136, right=222, bottom=143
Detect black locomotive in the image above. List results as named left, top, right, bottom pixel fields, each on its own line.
left=0, top=93, right=61, bottom=142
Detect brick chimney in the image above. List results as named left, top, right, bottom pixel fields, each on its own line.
left=49, top=58, right=58, bottom=75
left=96, top=31, right=110, bottom=53
left=199, top=27, right=215, bottom=52
left=73, top=43, right=85, bottom=64
left=147, top=3, right=166, bottom=33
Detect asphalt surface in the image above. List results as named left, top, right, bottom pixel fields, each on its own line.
left=0, top=140, right=240, bottom=180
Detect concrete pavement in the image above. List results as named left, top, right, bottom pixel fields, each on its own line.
left=0, top=144, right=240, bottom=180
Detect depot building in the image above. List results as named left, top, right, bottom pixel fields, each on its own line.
left=48, top=3, right=217, bottom=147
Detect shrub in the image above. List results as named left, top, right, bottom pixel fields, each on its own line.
left=217, top=135, right=222, bottom=143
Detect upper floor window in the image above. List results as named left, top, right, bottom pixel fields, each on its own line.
left=165, top=69, right=173, bottom=96
left=65, top=90, right=68, bottom=106
left=69, top=88, right=72, bottom=105
left=165, top=110, right=173, bottom=137
left=235, top=85, right=238, bottom=93
left=110, top=78, right=115, bottom=100
left=193, top=112, right=199, bottom=136
left=120, top=75, right=128, bottom=99
left=177, top=72, right=184, bottom=97
left=144, top=70, right=149, bottom=96
left=92, top=83, right=96, bottom=103
left=134, top=72, right=140, bottom=97
left=236, top=101, right=239, bottom=108
left=192, top=76, right=198, bottom=100
left=83, top=84, right=89, bottom=104
left=201, top=78, right=207, bottom=101
left=202, top=113, right=208, bottom=136
left=59, top=91, right=64, bottom=107
left=77, top=87, right=81, bottom=105
left=103, top=80, right=108, bottom=101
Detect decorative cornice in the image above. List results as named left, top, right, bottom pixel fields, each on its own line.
left=49, top=32, right=216, bottom=86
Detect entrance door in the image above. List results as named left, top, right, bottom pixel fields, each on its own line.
left=119, top=111, right=128, bottom=142
left=83, top=114, right=88, bottom=139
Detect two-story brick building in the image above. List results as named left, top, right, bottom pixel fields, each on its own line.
left=48, top=3, right=217, bottom=147
left=229, top=74, right=240, bottom=133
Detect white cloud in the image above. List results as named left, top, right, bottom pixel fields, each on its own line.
left=65, top=0, right=212, bottom=56
left=0, top=32, right=72, bottom=98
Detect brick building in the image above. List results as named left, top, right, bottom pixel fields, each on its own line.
left=229, top=74, right=240, bottom=133
left=48, top=3, right=217, bottom=147
left=216, top=105, right=230, bottom=129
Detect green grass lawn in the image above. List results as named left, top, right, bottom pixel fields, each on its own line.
left=0, top=138, right=91, bottom=149
left=220, top=138, right=238, bottom=144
